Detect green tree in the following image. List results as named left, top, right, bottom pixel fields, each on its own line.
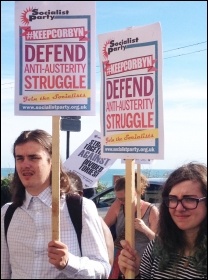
left=1, top=177, right=12, bottom=207
left=96, top=181, right=107, bottom=193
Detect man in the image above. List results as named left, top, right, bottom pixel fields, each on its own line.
left=1, top=129, right=110, bottom=279
left=66, top=170, right=114, bottom=266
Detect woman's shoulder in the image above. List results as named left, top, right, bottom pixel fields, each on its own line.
left=141, top=200, right=158, bottom=215
left=142, top=239, right=156, bottom=256
left=108, top=198, right=121, bottom=213
left=104, top=198, right=121, bottom=224
left=143, top=200, right=159, bottom=212
left=142, top=200, right=156, bottom=208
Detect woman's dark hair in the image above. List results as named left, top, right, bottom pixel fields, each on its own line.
left=153, top=162, right=207, bottom=274
left=11, top=129, right=71, bottom=206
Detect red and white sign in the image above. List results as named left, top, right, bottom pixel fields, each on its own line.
left=98, top=23, right=164, bottom=160
left=15, top=1, right=96, bottom=116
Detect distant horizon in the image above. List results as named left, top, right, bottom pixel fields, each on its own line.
left=1, top=166, right=174, bottom=170
left=1, top=166, right=173, bottom=181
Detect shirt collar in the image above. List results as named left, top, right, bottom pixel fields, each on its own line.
left=24, top=186, right=52, bottom=209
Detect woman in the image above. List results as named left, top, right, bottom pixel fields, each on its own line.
left=104, top=173, right=159, bottom=278
left=118, top=162, right=207, bottom=279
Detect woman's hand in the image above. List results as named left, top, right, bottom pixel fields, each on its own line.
left=118, top=240, right=141, bottom=276
left=134, top=218, right=147, bottom=233
left=134, top=218, right=156, bottom=240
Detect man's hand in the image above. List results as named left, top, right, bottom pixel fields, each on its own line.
left=48, top=240, right=69, bottom=270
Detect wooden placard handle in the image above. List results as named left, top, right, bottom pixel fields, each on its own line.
left=52, top=116, right=60, bottom=241
left=137, top=164, right=141, bottom=219
left=125, top=159, right=135, bottom=279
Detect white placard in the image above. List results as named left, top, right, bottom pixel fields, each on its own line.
left=15, top=1, right=96, bottom=116
left=98, top=22, right=164, bottom=159
left=63, top=130, right=116, bottom=189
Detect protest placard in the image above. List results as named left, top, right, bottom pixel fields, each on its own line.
left=98, top=22, right=164, bottom=159
left=15, top=1, right=96, bottom=116
left=63, top=130, right=116, bottom=189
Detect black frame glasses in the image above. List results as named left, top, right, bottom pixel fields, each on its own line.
left=163, top=196, right=206, bottom=210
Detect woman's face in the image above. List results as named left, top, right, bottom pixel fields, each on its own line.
left=168, top=180, right=206, bottom=233
left=115, top=190, right=137, bottom=205
left=116, top=190, right=125, bottom=205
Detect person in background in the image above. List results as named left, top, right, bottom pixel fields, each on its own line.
left=104, top=174, right=159, bottom=279
left=66, top=170, right=84, bottom=196
left=118, top=162, right=207, bottom=279
left=66, top=170, right=114, bottom=266
left=83, top=187, right=96, bottom=198
left=68, top=175, right=96, bottom=199
left=1, top=129, right=110, bottom=279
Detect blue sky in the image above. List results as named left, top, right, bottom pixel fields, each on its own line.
left=1, top=1, right=207, bottom=170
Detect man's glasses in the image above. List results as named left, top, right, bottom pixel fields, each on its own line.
left=163, top=196, right=206, bottom=210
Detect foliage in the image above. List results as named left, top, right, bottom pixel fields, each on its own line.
left=96, top=181, right=108, bottom=193
left=1, top=176, right=12, bottom=207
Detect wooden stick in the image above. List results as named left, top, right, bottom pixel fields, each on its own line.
left=137, top=164, right=141, bottom=219
left=125, top=159, right=135, bottom=279
left=52, top=116, right=60, bottom=241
